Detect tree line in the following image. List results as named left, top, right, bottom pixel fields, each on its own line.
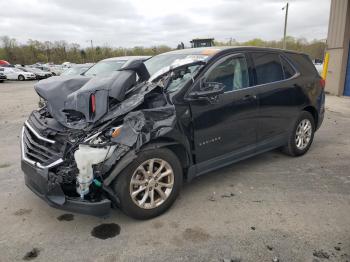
left=0, top=35, right=326, bottom=65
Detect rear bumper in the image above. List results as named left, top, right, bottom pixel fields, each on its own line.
left=316, top=91, right=325, bottom=130
left=22, top=159, right=111, bottom=217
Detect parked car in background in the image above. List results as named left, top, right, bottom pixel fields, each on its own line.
left=0, top=60, right=10, bottom=66
left=1, top=67, right=36, bottom=80
left=19, top=67, right=52, bottom=80
left=60, top=64, right=92, bottom=76
left=82, top=56, right=150, bottom=77
left=34, top=65, right=63, bottom=76
left=21, top=47, right=325, bottom=219
left=0, top=68, right=7, bottom=82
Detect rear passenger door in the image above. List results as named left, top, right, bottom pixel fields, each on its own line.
left=249, top=52, right=299, bottom=146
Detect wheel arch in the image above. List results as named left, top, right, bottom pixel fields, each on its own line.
left=140, top=138, right=191, bottom=171
left=302, top=105, right=318, bottom=128
left=104, top=138, right=192, bottom=186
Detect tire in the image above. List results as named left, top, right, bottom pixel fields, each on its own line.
left=18, top=75, right=25, bottom=81
left=282, top=111, right=315, bottom=156
left=0, top=80, right=3, bottom=83
left=113, top=148, right=183, bottom=220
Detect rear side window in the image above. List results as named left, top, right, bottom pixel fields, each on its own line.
left=251, top=52, right=284, bottom=85
left=280, top=56, right=296, bottom=79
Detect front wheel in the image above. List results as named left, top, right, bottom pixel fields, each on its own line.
left=282, top=111, right=315, bottom=156
left=113, top=148, right=183, bottom=220
left=18, top=75, right=25, bottom=81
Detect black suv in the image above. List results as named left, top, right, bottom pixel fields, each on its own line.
left=21, top=47, right=325, bottom=219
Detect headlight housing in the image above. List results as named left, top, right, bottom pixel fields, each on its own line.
left=84, top=125, right=123, bottom=146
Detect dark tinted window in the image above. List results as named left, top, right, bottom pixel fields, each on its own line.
left=281, top=56, right=296, bottom=79
left=252, top=52, right=284, bottom=85
left=206, top=55, right=249, bottom=92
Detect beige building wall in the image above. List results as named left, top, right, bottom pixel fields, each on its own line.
left=326, top=0, right=350, bottom=96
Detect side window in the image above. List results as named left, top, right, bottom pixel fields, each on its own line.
left=280, top=56, right=296, bottom=79
left=206, top=55, right=249, bottom=92
left=252, top=52, right=284, bottom=85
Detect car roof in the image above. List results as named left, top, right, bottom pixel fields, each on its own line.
left=161, top=46, right=307, bottom=57
left=100, top=56, right=151, bottom=62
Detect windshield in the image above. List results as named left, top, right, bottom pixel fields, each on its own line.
left=84, top=60, right=126, bottom=77
left=145, top=54, right=192, bottom=76
left=144, top=53, right=207, bottom=92
left=62, top=67, right=87, bottom=76
left=166, top=65, right=202, bottom=92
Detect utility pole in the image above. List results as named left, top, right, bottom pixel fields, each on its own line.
left=282, top=2, right=289, bottom=49
left=90, top=40, right=95, bottom=62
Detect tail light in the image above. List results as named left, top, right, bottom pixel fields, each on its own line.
left=319, top=78, right=325, bottom=89
left=90, top=94, right=96, bottom=113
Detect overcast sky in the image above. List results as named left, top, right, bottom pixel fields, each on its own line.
left=0, top=0, right=331, bottom=48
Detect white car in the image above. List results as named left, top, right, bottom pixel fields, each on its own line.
left=1, top=67, right=36, bottom=81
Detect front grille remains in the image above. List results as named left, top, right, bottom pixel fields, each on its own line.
left=22, top=122, right=63, bottom=168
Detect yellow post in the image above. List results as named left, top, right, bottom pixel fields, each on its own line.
left=322, top=52, right=329, bottom=80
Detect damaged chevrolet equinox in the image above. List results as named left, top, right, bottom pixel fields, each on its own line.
left=21, top=47, right=325, bottom=219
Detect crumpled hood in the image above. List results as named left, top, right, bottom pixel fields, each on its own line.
left=34, top=69, right=145, bottom=129
left=34, top=59, right=153, bottom=130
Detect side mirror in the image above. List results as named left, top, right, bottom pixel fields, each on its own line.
left=189, top=82, right=225, bottom=100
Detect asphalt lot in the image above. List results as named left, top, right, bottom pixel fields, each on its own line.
left=0, top=80, right=349, bottom=262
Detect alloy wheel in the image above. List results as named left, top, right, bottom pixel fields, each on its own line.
left=129, top=158, right=174, bottom=209
left=295, top=119, right=312, bottom=150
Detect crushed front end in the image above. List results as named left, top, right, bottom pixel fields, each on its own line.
left=21, top=57, right=204, bottom=216
left=21, top=109, right=114, bottom=216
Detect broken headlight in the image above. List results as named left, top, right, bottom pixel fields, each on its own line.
left=84, top=125, right=123, bottom=146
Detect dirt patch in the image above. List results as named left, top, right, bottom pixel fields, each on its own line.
left=313, top=249, right=330, bottom=259
left=91, top=223, right=121, bottom=240
left=152, top=221, right=164, bottom=229
left=170, top=221, right=179, bottom=229
left=183, top=227, right=210, bottom=242
left=23, top=248, right=40, bottom=260
left=14, top=209, right=32, bottom=216
left=0, top=163, right=11, bottom=168
left=57, top=214, right=74, bottom=221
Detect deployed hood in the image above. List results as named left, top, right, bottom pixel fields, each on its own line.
left=34, top=59, right=150, bottom=129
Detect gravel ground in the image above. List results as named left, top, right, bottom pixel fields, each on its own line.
left=0, top=81, right=349, bottom=262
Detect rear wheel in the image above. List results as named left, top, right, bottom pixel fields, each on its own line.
left=282, top=111, right=315, bottom=156
left=113, top=148, right=183, bottom=220
left=18, top=75, right=25, bottom=81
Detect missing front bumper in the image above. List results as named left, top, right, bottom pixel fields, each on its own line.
left=21, top=160, right=111, bottom=217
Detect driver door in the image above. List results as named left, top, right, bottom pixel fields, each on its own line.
left=189, top=53, right=259, bottom=166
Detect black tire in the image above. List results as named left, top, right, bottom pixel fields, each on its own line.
left=113, top=148, right=183, bottom=220
left=0, top=80, right=3, bottom=83
left=18, top=75, right=25, bottom=81
left=282, top=111, right=315, bottom=156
